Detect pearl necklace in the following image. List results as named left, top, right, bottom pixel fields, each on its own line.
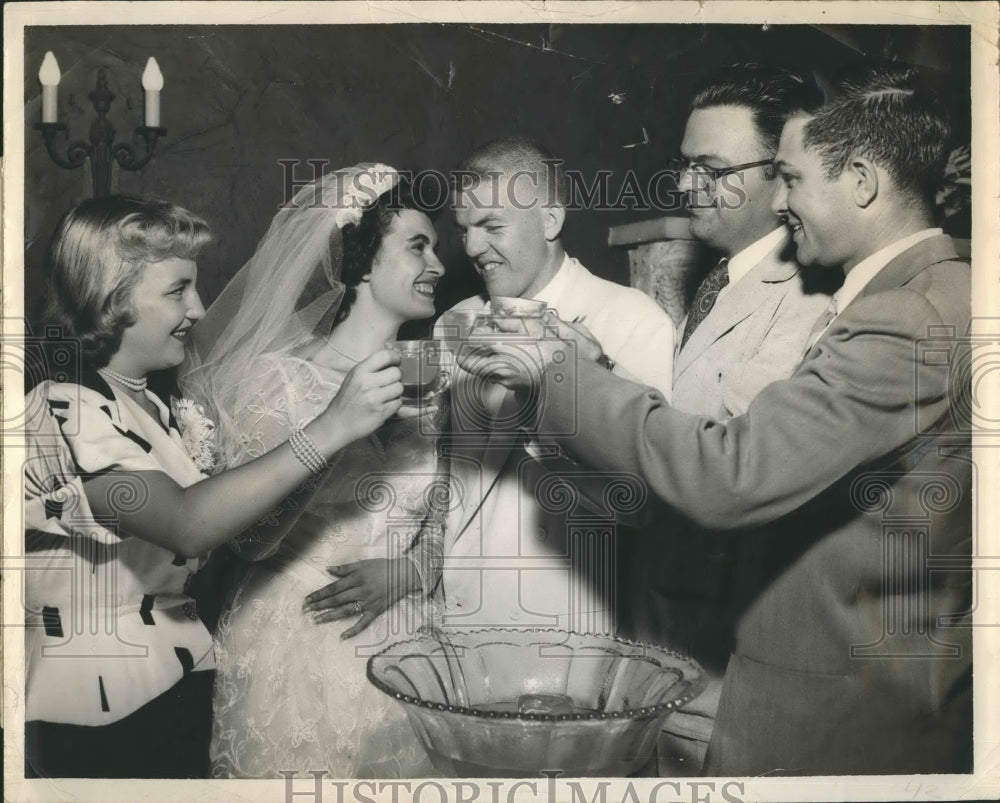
left=98, top=366, right=148, bottom=392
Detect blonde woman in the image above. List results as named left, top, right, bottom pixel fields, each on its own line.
left=23, top=195, right=407, bottom=777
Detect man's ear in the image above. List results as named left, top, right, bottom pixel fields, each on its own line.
left=542, top=204, right=566, bottom=242
left=846, top=156, right=879, bottom=208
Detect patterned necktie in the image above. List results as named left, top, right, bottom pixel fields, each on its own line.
left=681, top=258, right=730, bottom=349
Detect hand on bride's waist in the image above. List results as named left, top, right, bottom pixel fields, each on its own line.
left=301, top=557, right=422, bottom=640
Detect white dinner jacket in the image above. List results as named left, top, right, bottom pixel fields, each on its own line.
left=436, top=255, right=674, bottom=632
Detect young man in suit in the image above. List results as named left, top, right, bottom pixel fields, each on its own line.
left=630, top=64, right=834, bottom=775
left=471, top=64, right=972, bottom=776
left=439, top=137, right=676, bottom=635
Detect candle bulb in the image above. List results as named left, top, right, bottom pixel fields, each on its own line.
left=39, top=51, right=61, bottom=123
left=141, top=57, right=164, bottom=127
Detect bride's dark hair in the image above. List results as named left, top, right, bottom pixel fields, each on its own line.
left=334, top=178, right=422, bottom=327
left=184, top=164, right=415, bottom=471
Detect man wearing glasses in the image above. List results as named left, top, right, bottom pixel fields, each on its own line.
left=624, top=64, right=836, bottom=776
left=670, top=63, right=834, bottom=417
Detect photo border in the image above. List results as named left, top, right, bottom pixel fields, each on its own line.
left=4, top=2, right=998, bottom=801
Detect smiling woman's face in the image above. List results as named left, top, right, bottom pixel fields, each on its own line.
left=113, top=256, right=205, bottom=376
left=366, top=209, right=444, bottom=323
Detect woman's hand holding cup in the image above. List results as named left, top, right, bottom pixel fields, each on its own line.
left=312, top=348, right=404, bottom=450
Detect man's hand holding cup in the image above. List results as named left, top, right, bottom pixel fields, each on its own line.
left=458, top=307, right=603, bottom=395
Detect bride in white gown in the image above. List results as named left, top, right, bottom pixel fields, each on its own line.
left=183, top=165, right=447, bottom=778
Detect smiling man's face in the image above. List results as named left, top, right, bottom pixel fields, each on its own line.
left=679, top=103, right=782, bottom=257
left=772, top=116, right=858, bottom=270
left=453, top=175, right=555, bottom=300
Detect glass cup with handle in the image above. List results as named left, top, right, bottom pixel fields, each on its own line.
left=394, top=339, right=448, bottom=408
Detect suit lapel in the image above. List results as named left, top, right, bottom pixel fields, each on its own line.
left=674, top=251, right=798, bottom=378
left=802, top=235, right=962, bottom=363
left=480, top=385, right=521, bottom=490
left=857, top=235, right=960, bottom=300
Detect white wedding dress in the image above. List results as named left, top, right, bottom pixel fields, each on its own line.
left=210, top=352, right=440, bottom=778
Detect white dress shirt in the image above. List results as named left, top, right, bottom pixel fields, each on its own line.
left=718, top=226, right=789, bottom=294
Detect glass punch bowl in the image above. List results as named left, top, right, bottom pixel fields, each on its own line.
left=367, top=628, right=704, bottom=777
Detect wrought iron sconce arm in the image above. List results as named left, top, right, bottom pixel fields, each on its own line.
left=113, top=126, right=168, bottom=171
left=34, top=67, right=166, bottom=198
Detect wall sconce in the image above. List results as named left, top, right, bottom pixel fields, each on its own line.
left=34, top=52, right=167, bottom=198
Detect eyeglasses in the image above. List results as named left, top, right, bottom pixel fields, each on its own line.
left=667, top=157, right=774, bottom=183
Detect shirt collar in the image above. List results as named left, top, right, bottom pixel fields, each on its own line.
left=478, top=254, right=574, bottom=312
left=833, top=228, right=943, bottom=315
left=725, top=226, right=789, bottom=288
left=531, top=253, right=575, bottom=307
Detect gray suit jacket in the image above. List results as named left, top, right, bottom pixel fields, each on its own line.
left=630, top=236, right=834, bottom=659
left=626, top=238, right=834, bottom=772
left=537, top=235, right=972, bottom=775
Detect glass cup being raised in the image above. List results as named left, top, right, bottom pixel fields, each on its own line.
left=489, top=296, right=547, bottom=318
left=394, top=340, right=445, bottom=407
left=486, top=296, right=550, bottom=337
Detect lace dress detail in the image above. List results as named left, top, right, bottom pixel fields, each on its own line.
left=210, top=353, right=441, bottom=778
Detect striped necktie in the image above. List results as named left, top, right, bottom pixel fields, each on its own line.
left=680, top=258, right=730, bottom=349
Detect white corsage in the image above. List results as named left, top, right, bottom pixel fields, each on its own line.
left=335, top=164, right=398, bottom=229
left=171, top=397, right=218, bottom=473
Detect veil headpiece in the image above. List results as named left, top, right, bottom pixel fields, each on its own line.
left=182, top=162, right=399, bottom=468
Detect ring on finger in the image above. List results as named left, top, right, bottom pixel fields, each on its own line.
left=353, top=600, right=362, bottom=615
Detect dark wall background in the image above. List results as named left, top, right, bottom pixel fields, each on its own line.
left=23, top=24, right=971, bottom=336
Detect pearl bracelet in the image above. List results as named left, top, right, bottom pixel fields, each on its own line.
left=289, top=428, right=330, bottom=475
